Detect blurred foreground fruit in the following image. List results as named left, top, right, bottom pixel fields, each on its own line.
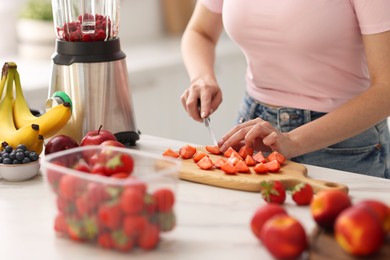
left=260, top=215, right=308, bottom=259
left=250, top=204, right=287, bottom=241
left=310, top=190, right=351, bottom=230
left=335, top=204, right=385, bottom=256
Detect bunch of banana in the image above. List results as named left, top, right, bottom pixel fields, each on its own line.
left=12, top=65, right=72, bottom=139
left=0, top=63, right=41, bottom=152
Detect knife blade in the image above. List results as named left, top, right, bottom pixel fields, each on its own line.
left=204, top=117, right=218, bottom=146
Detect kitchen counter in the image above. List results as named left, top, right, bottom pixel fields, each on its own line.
left=1, top=134, right=389, bottom=260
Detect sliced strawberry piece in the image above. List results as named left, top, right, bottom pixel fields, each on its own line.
left=265, top=160, right=281, bottom=173
left=223, top=147, right=236, bottom=158
left=214, top=157, right=227, bottom=169
left=193, top=151, right=208, bottom=163
left=254, top=162, right=268, bottom=174
left=267, top=151, right=286, bottom=165
left=179, top=145, right=197, bottom=159
left=197, top=156, right=214, bottom=170
left=221, top=161, right=237, bottom=175
left=162, top=148, right=180, bottom=158
left=238, top=145, right=254, bottom=158
left=253, top=151, right=267, bottom=163
left=235, top=160, right=250, bottom=173
left=245, top=155, right=256, bottom=166
left=205, top=145, right=221, bottom=155
left=228, top=153, right=242, bottom=166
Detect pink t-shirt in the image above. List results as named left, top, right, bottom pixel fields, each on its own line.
left=200, top=0, right=390, bottom=112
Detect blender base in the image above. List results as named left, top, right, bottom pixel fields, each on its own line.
left=115, top=131, right=140, bottom=147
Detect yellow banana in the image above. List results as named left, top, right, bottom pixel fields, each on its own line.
left=0, top=65, right=7, bottom=98
left=0, top=62, right=41, bottom=151
left=29, top=134, right=44, bottom=155
left=12, top=67, right=72, bottom=139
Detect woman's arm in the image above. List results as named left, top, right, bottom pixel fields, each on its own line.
left=219, top=30, right=390, bottom=158
left=180, top=2, right=224, bottom=122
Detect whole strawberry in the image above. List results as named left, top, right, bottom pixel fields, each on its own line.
left=291, top=183, right=314, bottom=206
left=260, top=180, right=286, bottom=204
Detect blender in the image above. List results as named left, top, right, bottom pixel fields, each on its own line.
left=48, top=0, right=139, bottom=146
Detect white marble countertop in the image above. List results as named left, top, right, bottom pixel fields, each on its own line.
left=1, top=134, right=389, bottom=260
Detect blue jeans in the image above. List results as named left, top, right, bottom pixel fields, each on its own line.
left=236, top=93, right=390, bottom=179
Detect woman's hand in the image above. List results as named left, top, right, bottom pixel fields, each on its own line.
left=181, top=78, right=222, bottom=122
left=218, top=118, right=294, bottom=158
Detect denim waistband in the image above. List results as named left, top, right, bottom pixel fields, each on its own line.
left=237, top=93, right=327, bottom=132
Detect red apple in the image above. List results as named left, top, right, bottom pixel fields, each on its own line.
left=310, top=190, right=351, bottom=230
left=260, top=215, right=308, bottom=259
left=250, top=204, right=288, bottom=240
left=355, top=200, right=390, bottom=234
left=100, top=140, right=126, bottom=148
left=335, top=205, right=385, bottom=256
left=80, top=125, right=117, bottom=146
left=45, top=134, right=79, bottom=155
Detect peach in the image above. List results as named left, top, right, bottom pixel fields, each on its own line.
left=335, top=205, right=385, bottom=256
left=310, top=190, right=351, bottom=230
left=250, top=204, right=288, bottom=240
left=355, top=200, right=390, bottom=234
left=260, top=215, right=308, bottom=260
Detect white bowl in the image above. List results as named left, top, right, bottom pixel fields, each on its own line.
left=0, top=160, right=40, bottom=181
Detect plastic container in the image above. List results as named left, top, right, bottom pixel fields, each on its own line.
left=40, top=145, right=180, bottom=251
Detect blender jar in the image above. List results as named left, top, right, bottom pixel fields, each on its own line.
left=51, top=0, right=119, bottom=42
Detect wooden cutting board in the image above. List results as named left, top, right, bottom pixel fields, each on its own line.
left=178, top=147, right=348, bottom=193
left=309, top=228, right=390, bottom=259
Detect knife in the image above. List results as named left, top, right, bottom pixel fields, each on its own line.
left=204, top=116, right=218, bottom=146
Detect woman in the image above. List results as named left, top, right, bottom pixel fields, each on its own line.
left=180, top=0, right=390, bottom=179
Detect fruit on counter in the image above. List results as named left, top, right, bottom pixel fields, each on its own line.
left=260, top=180, right=286, bottom=204
left=250, top=204, right=288, bottom=241
left=334, top=204, right=385, bottom=256
left=260, top=215, right=308, bottom=260
left=267, top=151, right=286, bottom=165
left=205, top=145, right=221, bottom=155
left=0, top=63, right=42, bottom=152
left=196, top=155, right=214, bottom=170
left=80, top=125, right=117, bottom=146
left=0, top=144, right=39, bottom=164
left=354, top=200, right=390, bottom=234
left=310, top=190, right=351, bottom=230
left=29, top=134, right=44, bottom=155
left=100, top=140, right=126, bottom=148
left=291, top=183, right=314, bottom=206
left=44, top=134, right=79, bottom=155
left=12, top=67, right=72, bottom=139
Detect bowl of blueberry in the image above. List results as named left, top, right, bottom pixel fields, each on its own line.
left=0, top=144, right=40, bottom=181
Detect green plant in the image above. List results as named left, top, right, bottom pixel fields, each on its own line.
left=19, top=0, right=53, bottom=21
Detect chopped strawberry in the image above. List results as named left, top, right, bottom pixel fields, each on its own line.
left=260, top=180, right=286, bottom=204
left=238, top=145, right=254, bottom=158
left=267, top=151, right=286, bottom=165
left=193, top=151, right=208, bottom=163
left=228, top=153, right=242, bottom=166
left=265, top=160, right=281, bottom=173
left=162, top=148, right=180, bottom=158
left=235, top=160, right=250, bottom=173
left=205, top=145, right=221, bottom=155
left=245, top=155, right=256, bottom=166
left=223, top=147, right=236, bottom=158
left=179, top=144, right=197, bottom=159
left=253, top=151, right=267, bottom=163
left=214, top=157, right=227, bottom=168
left=221, top=161, right=237, bottom=175
left=254, top=162, right=268, bottom=174
left=197, top=155, right=214, bottom=170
